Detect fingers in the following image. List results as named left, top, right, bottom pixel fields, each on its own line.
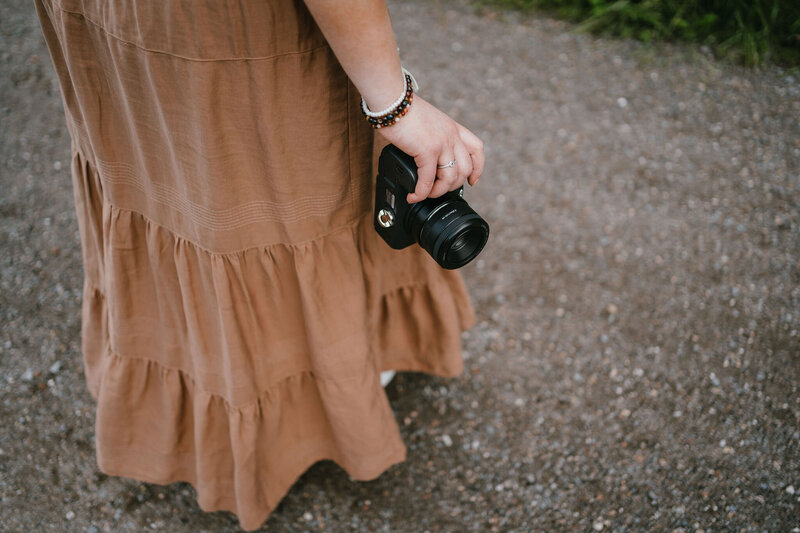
left=429, top=142, right=473, bottom=198
left=457, top=124, right=485, bottom=186
left=407, top=152, right=436, bottom=203
left=454, top=142, right=474, bottom=183
left=427, top=149, right=458, bottom=198
left=394, top=99, right=484, bottom=203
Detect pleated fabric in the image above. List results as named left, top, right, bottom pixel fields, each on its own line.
left=34, top=0, right=475, bottom=529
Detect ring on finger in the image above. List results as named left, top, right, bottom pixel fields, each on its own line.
left=437, top=160, right=456, bottom=169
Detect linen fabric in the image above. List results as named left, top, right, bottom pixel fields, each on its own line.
left=34, top=0, right=476, bottom=529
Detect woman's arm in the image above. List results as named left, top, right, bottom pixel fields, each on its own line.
left=302, top=0, right=405, bottom=112
left=302, top=0, right=485, bottom=203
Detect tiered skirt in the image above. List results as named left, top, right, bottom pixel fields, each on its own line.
left=70, top=145, right=476, bottom=530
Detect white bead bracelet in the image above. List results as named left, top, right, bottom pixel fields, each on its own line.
left=360, top=67, right=419, bottom=118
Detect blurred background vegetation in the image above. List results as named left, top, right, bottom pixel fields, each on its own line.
left=485, top=0, right=800, bottom=66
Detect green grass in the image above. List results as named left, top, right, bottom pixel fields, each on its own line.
left=483, top=0, right=800, bottom=66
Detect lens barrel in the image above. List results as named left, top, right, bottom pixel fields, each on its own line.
left=407, top=195, right=489, bottom=269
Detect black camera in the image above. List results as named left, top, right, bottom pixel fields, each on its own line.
left=373, top=144, right=489, bottom=269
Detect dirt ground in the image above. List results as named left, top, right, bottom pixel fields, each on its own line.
left=1, top=0, right=798, bottom=531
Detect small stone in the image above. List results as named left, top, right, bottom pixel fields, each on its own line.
left=21, top=368, right=34, bottom=382
left=49, top=361, right=62, bottom=374
left=556, top=308, right=565, bottom=317
left=65, top=510, right=75, bottom=520
left=441, top=434, right=453, bottom=447
left=593, top=520, right=604, bottom=531
left=786, top=485, right=796, bottom=495
left=617, top=97, right=628, bottom=108
left=303, top=511, right=313, bottom=521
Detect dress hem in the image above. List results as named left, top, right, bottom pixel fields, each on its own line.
left=96, top=439, right=408, bottom=531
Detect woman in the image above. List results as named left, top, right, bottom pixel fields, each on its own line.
left=34, top=0, right=484, bottom=529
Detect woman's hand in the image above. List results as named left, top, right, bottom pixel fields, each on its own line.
left=299, top=0, right=484, bottom=202
left=375, top=94, right=485, bottom=203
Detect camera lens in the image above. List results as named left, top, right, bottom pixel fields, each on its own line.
left=445, top=226, right=487, bottom=266
left=407, top=194, right=489, bottom=269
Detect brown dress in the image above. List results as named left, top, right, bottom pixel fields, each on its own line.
left=34, top=0, right=475, bottom=529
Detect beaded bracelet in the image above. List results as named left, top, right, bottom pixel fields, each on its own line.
left=360, top=68, right=418, bottom=129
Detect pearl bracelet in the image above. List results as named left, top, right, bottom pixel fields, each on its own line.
left=360, top=67, right=419, bottom=129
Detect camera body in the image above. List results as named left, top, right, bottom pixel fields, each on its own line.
left=373, top=144, right=489, bottom=269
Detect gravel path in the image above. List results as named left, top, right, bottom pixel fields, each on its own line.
left=2, top=0, right=798, bottom=531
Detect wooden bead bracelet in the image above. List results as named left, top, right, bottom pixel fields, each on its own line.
left=361, top=70, right=417, bottom=129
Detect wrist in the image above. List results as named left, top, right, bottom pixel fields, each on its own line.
left=360, top=68, right=419, bottom=129
left=361, top=70, right=407, bottom=113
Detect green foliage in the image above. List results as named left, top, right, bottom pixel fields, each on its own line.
left=487, top=0, right=800, bottom=66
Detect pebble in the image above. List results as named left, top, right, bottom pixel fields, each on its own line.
left=21, top=368, right=34, bottom=382
left=65, top=510, right=75, bottom=520
left=441, top=434, right=453, bottom=447
left=48, top=360, right=62, bottom=374
left=786, top=485, right=795, bottom=495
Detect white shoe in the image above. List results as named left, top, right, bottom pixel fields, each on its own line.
left=380, top=369, right=396, bottom=387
